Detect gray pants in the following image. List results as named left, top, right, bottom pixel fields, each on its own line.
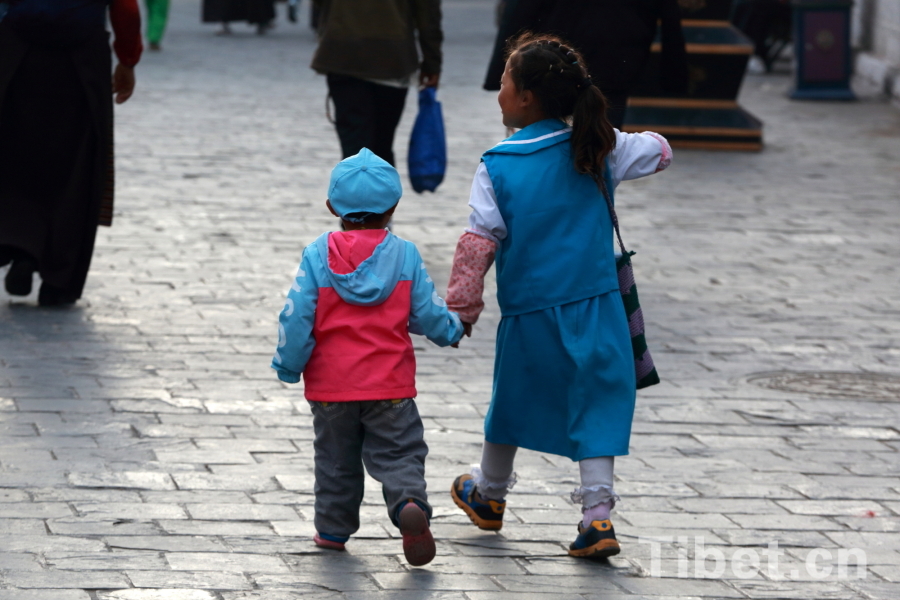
left=309, top=398, right=431, bottom=538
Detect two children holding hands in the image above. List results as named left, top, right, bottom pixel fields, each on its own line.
left=273, top=33, right=672, bottom=565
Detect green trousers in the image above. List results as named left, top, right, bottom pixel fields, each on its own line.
left=144, top=0, right=170, bottom=45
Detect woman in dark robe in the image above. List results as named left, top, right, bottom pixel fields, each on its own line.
left=484, top=0, right=688, bottom=128
left=0, top=0, right=142, bottom=306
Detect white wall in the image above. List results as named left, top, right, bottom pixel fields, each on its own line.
left=853, top=0, right=900, bottom=104
left=871, top=0, right=900, bottom=63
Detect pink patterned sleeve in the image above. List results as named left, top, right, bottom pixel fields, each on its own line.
left=643, top=131, right=673, bottom=173
left=445, top=232, right=497, bottom=324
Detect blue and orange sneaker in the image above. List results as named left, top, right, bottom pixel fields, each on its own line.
left=397, top=500, right=435, bottom=566
left=450, top=473, right=505, bottom=531
left=568, top=519, right=621, bottom=559
left=313, top=532, right=348, bottom=551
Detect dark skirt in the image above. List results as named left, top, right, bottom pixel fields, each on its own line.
left=202, top=0, right=276, bottom=24
left=0, top=23, right=112, bottom=300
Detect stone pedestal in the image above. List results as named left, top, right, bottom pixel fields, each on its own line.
left=623, top=0, right=764, bottom=151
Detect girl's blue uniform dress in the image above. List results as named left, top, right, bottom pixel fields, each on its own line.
left=480, top=119, right=636, bottom=461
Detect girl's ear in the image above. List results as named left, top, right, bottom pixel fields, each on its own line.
left=520, top=88, right=536, bottom=108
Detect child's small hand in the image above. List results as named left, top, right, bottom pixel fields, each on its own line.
left=451, top=322, right=473, bottom=348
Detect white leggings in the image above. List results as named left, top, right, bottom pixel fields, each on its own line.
left=473, top=441, right=619, bottom=510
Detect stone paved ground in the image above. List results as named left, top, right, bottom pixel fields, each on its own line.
left=2, top=1, right=900, bottom=598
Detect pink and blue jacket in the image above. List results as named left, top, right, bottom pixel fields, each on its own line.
left=272, top=229, right=463, bottom=401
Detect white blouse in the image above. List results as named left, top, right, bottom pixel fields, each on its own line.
left=466, top=129, right=672, bottom=244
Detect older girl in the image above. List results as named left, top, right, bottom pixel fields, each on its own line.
left=446, top=33, right=672, bottom=558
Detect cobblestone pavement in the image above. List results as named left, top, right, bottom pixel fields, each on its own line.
left=2, top=1, right=900, bottom=598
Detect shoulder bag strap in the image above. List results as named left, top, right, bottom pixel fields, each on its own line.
left=597, top=168, right=628, bottom=256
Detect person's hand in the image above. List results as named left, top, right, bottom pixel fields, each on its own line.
left=419, top=72, right=440, bottom=89
left=451, top=322, right=473, bottom=348
left=112, top=64, right=135, bottom=104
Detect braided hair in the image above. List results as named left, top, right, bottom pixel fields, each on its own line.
left=505, top=33, right=616, bottom=186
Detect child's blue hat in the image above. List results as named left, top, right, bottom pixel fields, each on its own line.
left=328, top=148, right=402, bottom=218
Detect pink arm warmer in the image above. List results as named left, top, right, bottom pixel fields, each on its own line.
left=644, top=131, right=673, bottom=173
left=445, top=232, right=497, bottom=324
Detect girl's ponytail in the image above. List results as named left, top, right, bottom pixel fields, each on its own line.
left=506, top=33, right=617, bottom=184
left=571, top=84, right=616, bottom=185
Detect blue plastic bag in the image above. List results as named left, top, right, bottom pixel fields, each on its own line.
left=407, top=87, right=446, bottom=193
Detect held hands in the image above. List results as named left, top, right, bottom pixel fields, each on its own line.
left=112, top=64, right=135, bottom=104
left=451, top=322, right=473, bottom=349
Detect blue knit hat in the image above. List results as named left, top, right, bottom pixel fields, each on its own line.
left=328, top=148, right=402, bottom=220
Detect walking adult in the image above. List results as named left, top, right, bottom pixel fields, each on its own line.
left=144, top=0, right=169, bottom=50
left=732, top=0, right=791, bottom=72
left=311, top=0, right=443, bottom=166
left=484, top=0, right=688, bottom=128
left=0, top=0, right=142, bottom=306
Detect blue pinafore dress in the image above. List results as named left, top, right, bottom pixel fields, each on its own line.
left=481, top=119, right=636, bottom=461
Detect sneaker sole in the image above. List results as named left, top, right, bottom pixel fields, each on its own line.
left=313, top=534, right=346, bottom=551
left=399, top=504, right=435, bottom=567
left=568, top=538, right=621, bottom=559
left=450, top=482, right=503, bottom=531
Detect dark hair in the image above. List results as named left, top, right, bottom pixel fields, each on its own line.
left=343, top=211, right=388, bottom=224
left=505, top=33, right=616, bottom=186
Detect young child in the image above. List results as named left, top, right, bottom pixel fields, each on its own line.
left=445, top=34, right=673, bottom=559
left=272, top=148, right=464, bottom=566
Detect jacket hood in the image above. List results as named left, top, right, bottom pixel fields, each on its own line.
left=315, top=230, right=405, bottom=307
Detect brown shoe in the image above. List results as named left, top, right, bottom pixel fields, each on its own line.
left=398, top=501, right=435, bottom=567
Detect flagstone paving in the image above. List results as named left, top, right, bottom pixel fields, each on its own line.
left=1, top=1, right=899, bottom=598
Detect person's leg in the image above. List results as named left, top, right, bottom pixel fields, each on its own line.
left=733, top=0, right=775, bottom=60
left=38, top=100, right=96, bottom=305
left=0, top=44, right=96, bottom=302
left=247, top=0, right=276, bottom=30
left=326, top=74, right=377, bottom=159
left=568, top=456, right=621, bottom=558
left=308, top=401, right=365, bottom=544
left=359, top=398, right=430, bottom=524
left=145, top=0, right=170, bottom=47
left=359, top=398, right=434, bottom=566
left=370, top=84, right=409, bottom=166
left=575, top=456, right=618, bottom=526
left=475, top=440, right=518, bottom=499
